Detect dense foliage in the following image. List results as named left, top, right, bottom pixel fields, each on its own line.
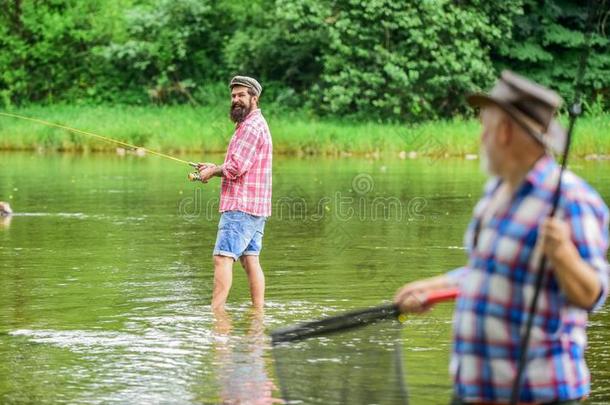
left=494, top=0, right=610, bottom=112
left=0, top=0, right=608, bottom=119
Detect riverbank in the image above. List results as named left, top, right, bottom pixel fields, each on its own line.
left=1, top=105, right=609, bottom=157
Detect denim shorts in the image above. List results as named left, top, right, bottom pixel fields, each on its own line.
left=213, top=210, right=267, bottom=260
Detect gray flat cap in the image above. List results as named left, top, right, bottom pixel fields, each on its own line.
left=229, top=76, right=262, bottom=96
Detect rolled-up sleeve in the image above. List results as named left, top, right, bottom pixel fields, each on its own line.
left=222, top=124, right=261, bottom=180
left=446, top=266, right=471, bottom=286
left=566, top=198, right=610, bottom=312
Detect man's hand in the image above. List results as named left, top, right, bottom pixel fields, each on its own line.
left=540, top=217, right=573, bottom=261
left=196, top=162, right=221, bottom=183
left=539, top=216, right=602, bottom=309
left=394, top=275, right=450, bottom=314
left=196, top=162, right=215, bottom=171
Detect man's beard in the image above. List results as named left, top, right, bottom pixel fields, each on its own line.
left=479, top=145, right=498, bottom=177
left=230, top=100, right=251, bottom=123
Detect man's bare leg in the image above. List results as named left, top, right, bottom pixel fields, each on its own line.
left=211, top=255, right=234, bottom=311
left=240, top=255, right=265, bottom=308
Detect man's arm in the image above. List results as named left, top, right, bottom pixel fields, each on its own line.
left=394, top=274, right=455, bottom=313
left=197, top=163, right=223, bottom=182
left=197, top=122, right=260, bottom=183
left=541, top=217, right=604, bottom=310
left=221, top=125, right=260, bottom=180
left=196, top=124, right=261, bottom=183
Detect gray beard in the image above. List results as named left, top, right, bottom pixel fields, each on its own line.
left=480, top=147, right=490, bottom=176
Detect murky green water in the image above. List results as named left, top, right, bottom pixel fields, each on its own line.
left=1, top=152, right=608, bottom=404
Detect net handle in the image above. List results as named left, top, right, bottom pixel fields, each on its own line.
left=271, top=288, right=459, bottom=344
left=425, top=288, right=459, bottom=305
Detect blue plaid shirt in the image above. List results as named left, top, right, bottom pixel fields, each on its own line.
left=447, top=155, right=609, bottom=403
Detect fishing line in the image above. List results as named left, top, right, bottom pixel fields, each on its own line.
left=0, top=111, right=197, bottom=168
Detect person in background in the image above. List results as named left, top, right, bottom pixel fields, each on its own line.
left=0, top=201, right=12, bottom=216
left=394, top=71, right=609, bottom=404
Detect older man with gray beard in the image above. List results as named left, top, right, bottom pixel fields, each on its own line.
left=394, top=71, right=608, bottom=405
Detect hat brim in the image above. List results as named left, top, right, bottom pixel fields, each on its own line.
left=466, top=93, right=566, bottom=154
left=466, top=93, right=496, bottom=109
left=230, top=82, right=260, bottom=95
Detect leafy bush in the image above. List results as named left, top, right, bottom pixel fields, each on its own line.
left=0, top=1, right=113, bottom=104
left=0, top=0, right=607, bottom=118
left=315, top=0, right=521, bottom=120
left=494, top=0, right=610, bottom=111
left=100, top=0, right=232, bottom=104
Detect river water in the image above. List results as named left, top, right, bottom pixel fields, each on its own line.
left=0, top=152, right=608, bottom=404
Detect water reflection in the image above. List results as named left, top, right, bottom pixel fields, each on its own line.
left=213, top=309, right=282, bottom=404
left=1, top=153, right=608, bottom=403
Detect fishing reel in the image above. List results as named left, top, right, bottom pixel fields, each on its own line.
left=188, top=162, right=202, bottom=182
left=188, top=171, right=202, bottom=182
left=187, top=162, right=213, bottom=182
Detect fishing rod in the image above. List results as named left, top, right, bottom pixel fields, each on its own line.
left=509, top=1, right=596, bottom=404
left=0, top=111, right=205, bottom=181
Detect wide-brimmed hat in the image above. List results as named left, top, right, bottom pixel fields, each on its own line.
left=467, top=70, right=566, bottom=153
left=229, top=76, right=262, bottom=96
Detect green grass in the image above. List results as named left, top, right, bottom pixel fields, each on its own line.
left=1, top=104, right=609, bottom=157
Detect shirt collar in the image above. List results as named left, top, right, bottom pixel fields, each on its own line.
left=484, top=154, right=558, bottom=200
left=524, top=153, right=557, bottom=189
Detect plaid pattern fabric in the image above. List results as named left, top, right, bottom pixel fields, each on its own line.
left=447, top=155, right=609, bottom=403
left=220, top=109, right=272, bottom=217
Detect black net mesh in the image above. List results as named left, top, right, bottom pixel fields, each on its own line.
left=272, top=318, right=407, bottom=404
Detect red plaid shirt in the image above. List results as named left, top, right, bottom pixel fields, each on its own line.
left=219, top=109, right=272, bottom=217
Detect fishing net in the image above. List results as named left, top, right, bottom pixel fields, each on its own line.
left=271, top=306, right=408, bottom=404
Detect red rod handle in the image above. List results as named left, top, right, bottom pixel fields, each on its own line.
left=423, top=288, right=459, bottom=306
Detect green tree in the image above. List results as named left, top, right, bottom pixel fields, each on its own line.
left=224, top=0, right=328, bottom=97
left=101, top=0, right=235, bottom=104
left=1, top=0, right=608, bottom=116
left=226, top=0, right=521, bottom=120
left=493, top=0, right=610, bottom=111
left=0, top=0, right=116, bottom=105
left=316, top=0, right=521, bottom=120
